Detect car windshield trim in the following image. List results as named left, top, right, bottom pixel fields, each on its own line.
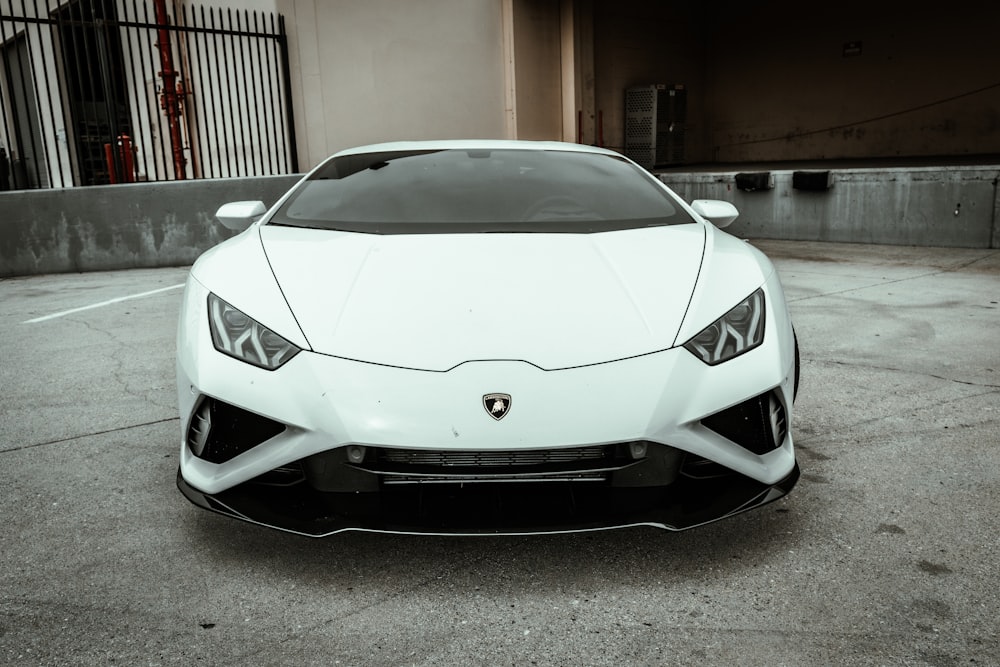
left=269, top=149, right=695, bottom=234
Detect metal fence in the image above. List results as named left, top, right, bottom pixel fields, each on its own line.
left=0, top=0, right=297, bottom=189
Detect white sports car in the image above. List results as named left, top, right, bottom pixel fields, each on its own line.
left=176, top=140, right=800, bottom=536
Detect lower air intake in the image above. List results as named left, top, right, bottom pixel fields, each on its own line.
left=187, top=397, right=286, bottom=464
left=701, top=390, right=787, bottom=455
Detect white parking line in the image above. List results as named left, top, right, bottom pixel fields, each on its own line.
left=23, top=284, right=185, bottom=324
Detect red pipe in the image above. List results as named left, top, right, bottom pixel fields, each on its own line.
left=104, top=142, right=117, bottom=184
left=154, top=0, right=187, bottom=179
left=104, top=135, right=136, bottom=184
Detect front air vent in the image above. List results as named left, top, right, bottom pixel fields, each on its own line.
left=366, top=445, right=636, bottom=485
left=701, top=390, right=787, bottom=455
left=186, top=397, right=286, bottom=463
left=378, top=446, right=608, bottom=468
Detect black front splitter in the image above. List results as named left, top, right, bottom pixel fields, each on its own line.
left=177, top=463, right=800, bottom=537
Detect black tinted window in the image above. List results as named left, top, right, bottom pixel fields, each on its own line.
left=272, top=149, right=694, bottom=233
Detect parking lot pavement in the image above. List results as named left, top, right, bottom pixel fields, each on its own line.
left=1, top=241, right=998, bottom=666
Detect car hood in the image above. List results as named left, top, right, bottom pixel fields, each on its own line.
left=260, top=224, right=706, bottom=370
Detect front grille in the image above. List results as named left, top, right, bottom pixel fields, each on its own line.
left=368, top=445, right=634, bottom=485
left=186, top=397, right=286, bottom=464
left=701, top=390, right=787, bottom=455
left=379, top=447, right=607, bottom=467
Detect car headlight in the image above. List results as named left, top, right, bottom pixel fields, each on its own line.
left=208, top=294, right=301, bottom=370
left=683, top=288, right=765, bottom=365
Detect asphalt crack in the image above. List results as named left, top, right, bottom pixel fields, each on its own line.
left=788, top=270, right=953, bottom=303
left=0, top=417, right=179, bottom=454
left=811, top=358, right=1000, bottom=389
left=68, top=314, right=178, bottom=414
left=785, top=250, right=999, bottom=304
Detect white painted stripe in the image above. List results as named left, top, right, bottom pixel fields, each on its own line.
left=23, top=284, right=185, bottom=324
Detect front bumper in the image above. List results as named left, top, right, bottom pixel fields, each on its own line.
left=177, top=462, right=800, bottom=536
left=176, top=274, right=799, bottom=536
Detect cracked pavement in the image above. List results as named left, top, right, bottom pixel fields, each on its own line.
left=0, top=242, right=998, bottom=666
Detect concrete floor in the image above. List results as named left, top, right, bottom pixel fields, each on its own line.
left=1, top=240, right=998, bottom=666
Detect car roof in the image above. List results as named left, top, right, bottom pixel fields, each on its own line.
left=331, top=139, right=623, bottom=159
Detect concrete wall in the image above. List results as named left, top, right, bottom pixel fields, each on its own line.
left=277, top=0, right=508, bottom=171
left=0, top=176, right=299, bottom=277
left=659, top=167, right=1000, bottom=249
left=2, top=166, right=997, bottom=279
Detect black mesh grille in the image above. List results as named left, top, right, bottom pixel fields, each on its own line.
left=378, top=446, right=608, bottom=467
left=701, top=390, right=786, bottom=455
left=364, top=445, right=650, bottom=485
left=187, top=397, right=286, bottom=464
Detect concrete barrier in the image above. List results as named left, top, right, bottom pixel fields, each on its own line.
left=0, top=175, right=300, bottom=278
left=1, top=166, right=998, bottom=278
left=659, top=166, right=1000, bottom=249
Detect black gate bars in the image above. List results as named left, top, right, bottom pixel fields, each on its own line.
left=0, top=0, right=298, bottom=189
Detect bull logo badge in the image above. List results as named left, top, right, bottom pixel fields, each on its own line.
left=483, top=393, right=512, bottom=421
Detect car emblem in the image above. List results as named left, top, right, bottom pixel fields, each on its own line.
left=483, top=393, right=511, bottom=421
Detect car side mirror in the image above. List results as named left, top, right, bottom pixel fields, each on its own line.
left=691, top=199, right=739, bottom=229
left=215, top=200, right=267, bottom=231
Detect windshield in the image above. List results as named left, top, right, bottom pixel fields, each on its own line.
left=271, top=149, right=695, bottom=233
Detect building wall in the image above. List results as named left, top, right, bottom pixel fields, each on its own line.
left=510, top=0, right=563, bottom=140
left=277, top=0, right=508, bottom=170
left=592, top=1, right=706, bottom=157
left=12, top=1, right=994, bottom=185
left=587, top=1, right=1000, bottom=165
left=702, top=1, right=1000, bottom=163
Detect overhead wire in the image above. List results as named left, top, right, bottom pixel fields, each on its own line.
left=720, top=80, right=1000, bottom=148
